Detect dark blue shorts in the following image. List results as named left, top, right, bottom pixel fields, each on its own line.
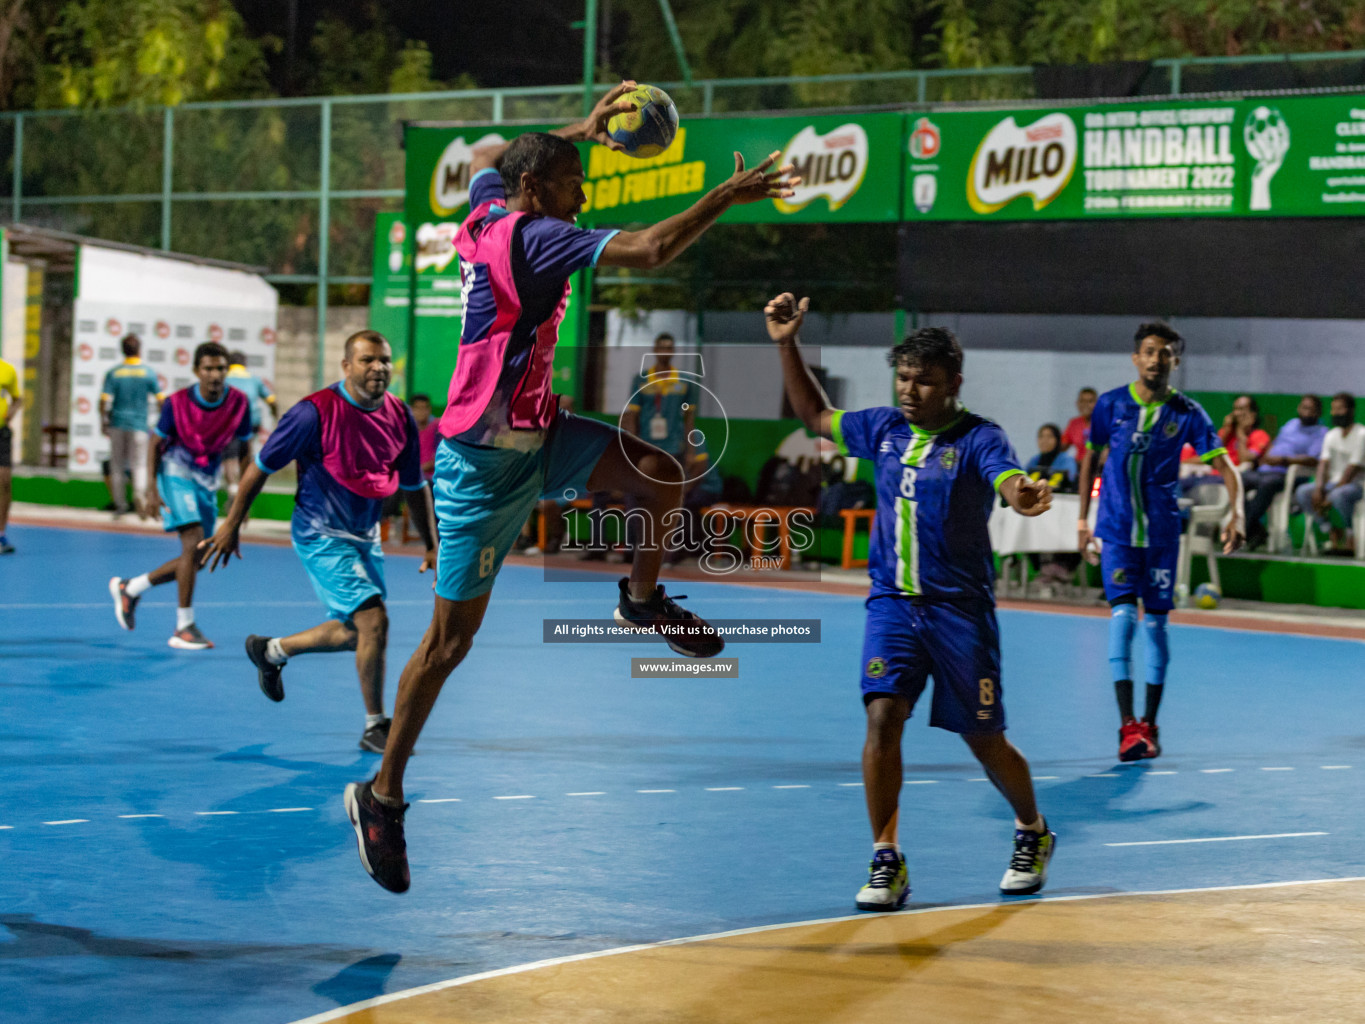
left=1100, top=541, right=1177, bottom=612
left=859, top=595, right=1005, bottom=734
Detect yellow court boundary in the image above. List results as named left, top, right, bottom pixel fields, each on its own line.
left=287, top=874, right=1365, bottom=1024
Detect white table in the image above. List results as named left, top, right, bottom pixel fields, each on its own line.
left=989, top=494, right=1095, bottom=598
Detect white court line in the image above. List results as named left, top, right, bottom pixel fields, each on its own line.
left=283, top=874, right=1365, bottom=1024
left=967, top=778, right=989, bottom=782
left=266, top=807, right=312, bottom=813
left=417, top=798, right=461, bottom=804
left=637, top=789, right=676, bottom=794
left=1087, top=773, right=1120, bottom=778
left=493, top=795, right=535, bottom=801
left=43, top=819, right=88, bottom=826
left=566, top=792, right=605, bottom=797
left=0, top=825, right=11, bottom=830
left=904, top=780, right=938, bottom=785
left=1201, top=769, right=1234, bottom=773
left=118, top=814, right=163, bottom=819
left=1261, top=767, right=1295, bottom=771
left=773, top=785, right=809, bottom=789
left=705, top=787, right=743, bottom=792
left=195, top=811, right=237, bottom=816
left=1107, top=831, right=1328, bottom=847
left=837, top=782, right=864, bottom=787
left=1321, top=765, right=1352, bottom=770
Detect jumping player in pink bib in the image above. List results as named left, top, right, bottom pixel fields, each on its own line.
left=198, top=331, right=436, bottom=754
left=344, top=81, right=801, bottom=893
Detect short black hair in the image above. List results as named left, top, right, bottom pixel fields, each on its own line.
left=1301, top=393, right=1323, bottom=412
left=409, top=393, right=432, bottom=405
left=120, top=333, right=140, bottom=357
left=500, top=133, right=581, bottom=198
left=229, top=350, right=248, bottom=366
left=1331, top=391, right=1356, bottom=415
left=1134, top=321, right=1183, bottom=354
left=1233, top=394, right=1261, bottom=429
left=655, top=332, right=675, bottom=344
left=193, top=341, right=229, bottom=368
left=888, top=326, right=963, bottom=378
left=1078, top=386, right=1097, bottom=397
left=344, top=329, right=389, bottom=361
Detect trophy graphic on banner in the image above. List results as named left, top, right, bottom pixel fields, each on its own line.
left=1244, top=106, right=1290, bottom=212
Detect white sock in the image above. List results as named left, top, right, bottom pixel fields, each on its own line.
left=176, top=606, right=195, bottom=630
left=126, top=574, right=152, bottom=597
left=265, top=637, right=289, bottom=665
left=1016, top=816, right=1046, bottom=834
left=873, top=841, right=901, bottom=856
left=365, top=713, right=387, bottom=728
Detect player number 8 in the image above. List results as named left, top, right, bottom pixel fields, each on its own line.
left=478, top=546, right=495, bottom=578
left=900, top=466, right=917, bottom=499
left=978, top=677, right=995, bottom=706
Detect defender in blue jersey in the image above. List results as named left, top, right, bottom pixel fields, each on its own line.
left=1077, top=322, right=1244, bottom=762
left=768, top=293, right=1057, bottom=909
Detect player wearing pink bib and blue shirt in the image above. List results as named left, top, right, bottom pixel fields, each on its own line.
left=109, top=341, right=251, bottom=650
left=768, top=292, right=1058, bottom=911
left=1077, top=322, right=1244, bottom=762
left=199, top=331, right=437, bottom=755
left=344, top=82, right=802, bottom=894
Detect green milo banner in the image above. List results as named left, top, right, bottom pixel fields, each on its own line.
left=901, top=93, right=1365, bottom=221
left=404, top=113, right=905, bottom=227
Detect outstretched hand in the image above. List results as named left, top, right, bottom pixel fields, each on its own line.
left=197, top=523, right=242, bottom=572
left=765, top=292, right=810, bottom=344
left=1011, top=476, right=1053, bottom=518
left=724, top=150, right=800, bottom=205
left=581, top=80, right=639, bottom=150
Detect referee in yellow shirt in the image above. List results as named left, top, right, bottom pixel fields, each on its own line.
left=0, top=354, right=22, bottom=553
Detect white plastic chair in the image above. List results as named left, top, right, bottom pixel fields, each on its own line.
left=1265, top=464, right=1302, bottom=555
left=1177, top=479, right=1230, bottom=598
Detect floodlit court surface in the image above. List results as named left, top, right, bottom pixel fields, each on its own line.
left=3, top=522, right=1364, bottom=1024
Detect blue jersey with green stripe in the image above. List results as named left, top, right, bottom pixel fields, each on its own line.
left=1090, top=383, right=1225, bottom=548
left=833, top=407, right=1022, bottom=603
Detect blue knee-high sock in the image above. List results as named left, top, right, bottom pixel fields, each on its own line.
left=1108, top=603, right=1138, bottom=682
left=1142, top=612, right=1170, bottom=686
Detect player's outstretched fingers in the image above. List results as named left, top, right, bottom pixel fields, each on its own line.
left=733, top=151, right=746, bottom=174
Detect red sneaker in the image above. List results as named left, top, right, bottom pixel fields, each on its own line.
left=1118, top=717, right=1149, bottom=761
left=1138, top=720, right=1162, bottom=759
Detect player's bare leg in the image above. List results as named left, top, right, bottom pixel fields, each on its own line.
left=856, top=695, right=911, bottom=911
left=963, top=732, right=1056, bottom=895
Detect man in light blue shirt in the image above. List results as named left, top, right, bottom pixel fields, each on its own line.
left=224, top=350, right=277, bottom=496
left=99, top=334, right=161, bottom=516
left=1242, top=394, right=1327, bottom=549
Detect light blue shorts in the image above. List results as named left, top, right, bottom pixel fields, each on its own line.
left=159, top=471, right=217, bottom=534
left=293, top=530, right=387, bottom=623
left=434, top=411, right=617, bottom=601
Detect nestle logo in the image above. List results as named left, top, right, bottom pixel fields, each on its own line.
left=1026, top=124, right=1064, bottom=142
left=823, top=133, right=857, bottom=149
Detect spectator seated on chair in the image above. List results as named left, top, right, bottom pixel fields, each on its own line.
left=1025, top=423, right=1079, bottom=494
left=1241, top=394, right=1326, bottom=550
left=1294, top=392, right=1365, bottom=556
left=1179, top=394, right=1269, bottom=496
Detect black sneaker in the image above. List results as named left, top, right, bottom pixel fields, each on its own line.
left=359, top=718, right=391, bottom=754
left=245, top=634, right=284, bottom=702
left=1000, top=822, right=1057, bottom=896
left=613, top=577, right=725, bottom=658
left=109, top=577, right=138, bottom=630
left=344, top=779, right=410, bottom=893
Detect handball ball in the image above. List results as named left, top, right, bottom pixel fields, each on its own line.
left=1194, top=582, right=1222, bottom=610
left=607, top=85, right=679, bottom=158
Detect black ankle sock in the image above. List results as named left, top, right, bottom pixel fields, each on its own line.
left=1114, top=679, right=1135, bottom=720
left=1144, top=683, right=1164, bottom=724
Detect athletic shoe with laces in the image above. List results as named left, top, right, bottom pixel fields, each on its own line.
left=855, top=848, right=910, bottom=912
left=244, top=634, right=284, bottom=702
left=999, top=823, right=1057, bottom=895
left=359, top=718, right=391, bottom=754
left=1137, top=720, right=1161, bottom=759
left=1118, top=716, right=1150, bottom=762
left=613, top=577, right=725, bottom=658
left=344, top=778, right=410, bottom=893
left=168, top=623, right=213, bottom=650
left=109, top=577, right=139, bottom=630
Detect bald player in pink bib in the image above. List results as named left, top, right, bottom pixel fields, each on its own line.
left=343, top=81, right=802, bottom=893
left=199, top=330, right=437, bottom=754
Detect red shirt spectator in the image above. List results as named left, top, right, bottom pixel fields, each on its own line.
left=1062, top=387, right=1097, bottom=459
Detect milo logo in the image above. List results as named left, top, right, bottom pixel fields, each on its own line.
left=430, top=133, right=506, bottom=217
left=968, top=113, right=1077, bottom=214
left=774, top=123, right=868, bottom=214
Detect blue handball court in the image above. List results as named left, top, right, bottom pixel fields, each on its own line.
left=3, top=521, right=1364, bottom=1023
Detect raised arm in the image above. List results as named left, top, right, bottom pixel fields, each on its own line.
left=598, top=151, right=798, bottom=270
left=471, top=81, right=640, bottom=173
left=763, top=293, right=834, bottom=439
